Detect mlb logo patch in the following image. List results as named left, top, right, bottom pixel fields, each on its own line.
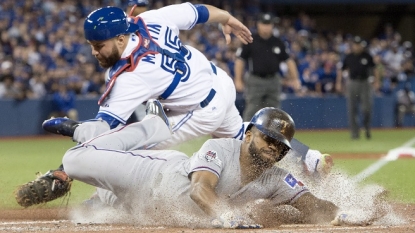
left=198, top=150, right=222, bottom=167
left=204, top=150, right=217, bottom=162
left=284, top=173, right=298, bottom=189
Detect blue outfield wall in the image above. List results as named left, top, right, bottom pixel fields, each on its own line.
left=0, top=95, right=409, bottom=136
left=0, top=97, right=100, bottom=137
left=281, top=95, right=397, bottom=129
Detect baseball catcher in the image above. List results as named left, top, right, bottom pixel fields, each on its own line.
left=15, top=170, right=72, bottom=208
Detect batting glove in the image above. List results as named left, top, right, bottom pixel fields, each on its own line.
left=304, top=149, right=334, bottom=176
left=331, top=211, right=374, bottom=226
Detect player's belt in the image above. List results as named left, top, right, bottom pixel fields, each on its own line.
left=199, top=63, right=217, bottom=108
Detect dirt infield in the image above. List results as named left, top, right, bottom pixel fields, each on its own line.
left=1, top=203, right=414, bottom=233
left=2, top=152, right=414, bottom=232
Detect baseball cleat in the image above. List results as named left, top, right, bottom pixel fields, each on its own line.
left=82, top=192, right=109, bottom=211
left=145, top=99, right=171, bottom=131
left=42, top=117, right=80, bottom=137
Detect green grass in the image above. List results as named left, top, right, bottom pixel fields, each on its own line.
left=297, top=128, right=415, bottom=203
left=294, top=128, right=415, bottom=153
left=367, top=160, right=415, bottom=202
left=0, top=128, right=414, bottom=209
left=170, top=135, right=210, bottom=156
left=0, top=137, right=95, bottom=209
left=334, top=159, right=377, bottom=175
left=334, top=159, right=415, bottom=203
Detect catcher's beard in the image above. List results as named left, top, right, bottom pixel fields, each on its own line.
left=97, top=45, right=121, bottom=68
left=248, top=142, right=277, bottom=170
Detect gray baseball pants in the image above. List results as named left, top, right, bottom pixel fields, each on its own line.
left=63, top=116, right=172, bottom=207
left=346, top=79, right=373, bottom=138
left=243, top=73, right=281, bottom=121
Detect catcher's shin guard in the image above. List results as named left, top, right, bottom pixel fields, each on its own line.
left=15, top=170, right=72, bottom=208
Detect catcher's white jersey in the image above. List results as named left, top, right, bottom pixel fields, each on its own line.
left=101, top=3, right=216, bottom=117
left=74, top=2, right=243, bottom=147
left=64, top=117, right=308, bottom=225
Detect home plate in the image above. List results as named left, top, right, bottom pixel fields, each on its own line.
left=385, top=147, right=415, bottom=161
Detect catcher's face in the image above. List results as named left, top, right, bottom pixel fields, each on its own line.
left=247, top=129, right=285, bottom=168
left=88, top=36, right=124, bottom=68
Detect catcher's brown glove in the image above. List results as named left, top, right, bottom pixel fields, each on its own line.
left=15, top=170, right=72, bottom=208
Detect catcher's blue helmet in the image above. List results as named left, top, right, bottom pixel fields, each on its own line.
left=84, top=6, right=140, bottom=41
left=128, top=0, right=149, bottom=6
left=247, top=107, right=295, bottom=149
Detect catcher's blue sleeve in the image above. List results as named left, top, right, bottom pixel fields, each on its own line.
left=194, top=4, right=209, bottom=24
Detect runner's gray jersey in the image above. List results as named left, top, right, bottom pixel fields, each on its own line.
left=137, top=138, right=308, bottom=215
left=183, top=138, right=309, bottom=205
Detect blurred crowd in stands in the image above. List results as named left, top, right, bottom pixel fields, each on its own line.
left=0, top=0, right=414, bottom=101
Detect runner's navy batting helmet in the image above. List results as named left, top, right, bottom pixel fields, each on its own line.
left=84, top=6, right=140, bottom=41
left=247, top=107, right=295, bottom=149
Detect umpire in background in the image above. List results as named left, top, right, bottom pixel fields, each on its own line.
left=234, top=13, right=301, bottom=121
left=336, top=36, right=375, bottom=139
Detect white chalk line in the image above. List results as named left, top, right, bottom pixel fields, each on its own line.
left=271, top=224, right=414, bottom=233
left=352, top=136, right=415, bottom=183
left=402, top=136, right=415, bottom=147
left=0, top=220, right=68, bottom=225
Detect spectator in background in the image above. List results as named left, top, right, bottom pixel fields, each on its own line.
left=0, top=60, right=13, bottom=82
left=28, top=73, right=46, bottom=99
left=300, top=58, right=320, bottom=96
left=379, top=23, right=395, bottom=41
left=373, top=54, right=386, bottom=94
left=80, top=62, right=104, bottom=97
left=316, top=62, right=337, bottom=95
left=50, top=82, right=78, bottom=121
left=336, top=36, right=376, bottom=140
left=383, top=42, right=404, bottom=83
left=234, top=13, right=301, bottom=121
left=395, top=82, right=415, bottom=127
left=0, top=74, right=27, bottom=100
left=0, top=75, right=15, bottom=98
left=12, top=78, right=29, bottom=101
left=83, top=72, right=105, bottom=97
left=294, top=12, right=313, bottom=32
left=398, top=58, right=415, bottom=82
left=127, top=0, right=149, bottom=16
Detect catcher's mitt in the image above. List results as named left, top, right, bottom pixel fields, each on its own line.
left=15, top=170, right=73, bottom=208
